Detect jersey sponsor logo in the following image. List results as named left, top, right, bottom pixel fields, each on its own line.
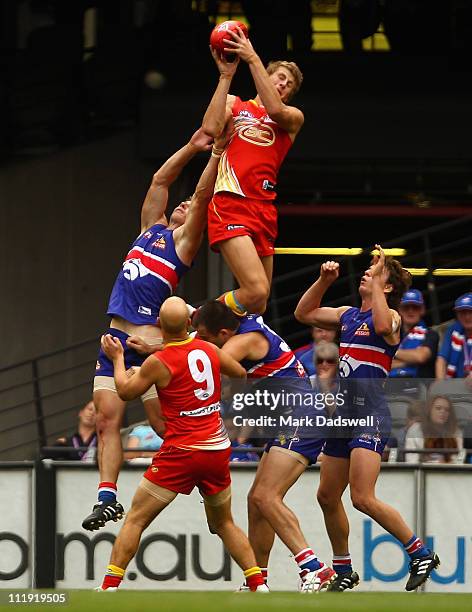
left=238, top=110, right=254, bottom=118
left=142, top=231, right=153, bottom=239
left=179, top=402, right=221, bottom=417
left=138, top=305, right=152, bottom=316
left=152, top=236, right=166, bottom=250
left=226, top=224, right=246, bottom=230
left=235, top=117, right=275, bottom=147
left=354, top=322, right=370, bottom=336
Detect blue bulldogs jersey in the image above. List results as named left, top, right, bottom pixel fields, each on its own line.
left=237, top=315, right=306, bottom=379
left=107, top=224, right=189, bottom=325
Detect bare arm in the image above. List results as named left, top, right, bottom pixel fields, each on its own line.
left=174, top=125, right=232, bottom=265
left=395, top=346, right=432, bottom=365
left=435, top=355, right=447, bottom=379
left=101, top=335, right=171, bottom=400
left=294, top=261, right=348, bottom=329
left=201, top=48, right=238, bottom=137
left=215, top=345, right=247, bottom=379
left=223, top=28, right=304, bottom=137
left=370, top=246, right=401, bottom=342
left=140, top=129, right=213, bottom=232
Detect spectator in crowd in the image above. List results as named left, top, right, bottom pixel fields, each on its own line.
left=47, top=400, right=97, bottom=461
left=436, top=292, right=472, bottom=382
left=124, top=421, right=163, bottom=461
left=309, top=341, right=339, bottom=415
left=294, top=326, right=337, bottom=376
left=396, top=399, right=424, bottom=461
left=390, top=289, right=439, bottom=383
left=404, top=395, right=463, bottom=464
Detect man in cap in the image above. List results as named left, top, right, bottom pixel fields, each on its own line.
left=390, top=289, right=439, bottom=381
left=436, top=292, right=472, bottom=380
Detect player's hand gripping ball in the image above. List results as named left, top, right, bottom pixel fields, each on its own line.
left=210, top=20, right=248, bottom=59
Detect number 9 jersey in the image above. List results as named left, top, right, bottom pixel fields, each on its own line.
left=152, top=337, right=230, bottom=451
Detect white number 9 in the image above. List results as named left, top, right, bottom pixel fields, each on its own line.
left=188, top=349, right=215, bottom=401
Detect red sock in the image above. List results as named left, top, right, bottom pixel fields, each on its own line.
left=101, top=574, right=122, bottom=589
left=245, top=571, right=265, bottom=591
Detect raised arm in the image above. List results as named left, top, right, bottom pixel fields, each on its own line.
left=223, top=27, right=304, bottom=137
left=174, top=125, right=232, bottom=265
left=140, top=129, right=213, bottom=233
left=215, top=345, right=247, bottom=379
left=370, top=245, right=401, bottom=342
left=294, top=261, right=348, bottom=330
left=201, top=48, right=239, bottom=138
left=101, top=334, right=171, bottom=401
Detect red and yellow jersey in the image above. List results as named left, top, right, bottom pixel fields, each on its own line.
left=153, top=337, right=229, bottom=451
left=214, top=97, right=292, bottom=201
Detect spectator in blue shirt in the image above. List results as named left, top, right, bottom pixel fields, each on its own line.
left=390, top=289, right=439, bottom=380
left=436, top=292, right=472, bottom=381
left=294, top=326, right=337, bottom=376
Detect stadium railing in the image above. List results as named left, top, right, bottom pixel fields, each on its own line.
left=1, top=216, right=472, bottom=460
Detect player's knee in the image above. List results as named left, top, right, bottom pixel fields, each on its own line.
left=240, top=276, right=270, bottom=313
left=248, top=487, right=275, bottom=515
left=317, top=487, right=338, bottom=510
left=207, top=516, right=233, bottom=536
left=95, top=410, right=121, bottom=436
left=350, top=491, right=375, bottom=516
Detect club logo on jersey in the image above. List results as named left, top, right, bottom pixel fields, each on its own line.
left=152, top=236, right=166, bottom=250
left=236, top=118, right=275, bottom=147
left=151, top=466, right=158, bottom=472
left=123, top=259, right=150, bottom=281
left=354, top=322, right=370, bottom=336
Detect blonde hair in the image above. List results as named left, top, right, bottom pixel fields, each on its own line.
left=266, top=60, right=303, bottom=100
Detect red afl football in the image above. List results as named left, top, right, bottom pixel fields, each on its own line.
left=210, top=20, right=248, bottom=57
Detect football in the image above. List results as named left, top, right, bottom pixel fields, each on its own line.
left=210, top=20, right=248, bottom=58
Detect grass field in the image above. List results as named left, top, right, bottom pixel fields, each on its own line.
left=2, top=591, right=470, bottom=611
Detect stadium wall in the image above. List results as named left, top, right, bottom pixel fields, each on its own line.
left=1, top=462, right=470, bottom=592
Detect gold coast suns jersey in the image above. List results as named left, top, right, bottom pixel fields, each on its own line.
left=214, top=97, right=292, bottom=201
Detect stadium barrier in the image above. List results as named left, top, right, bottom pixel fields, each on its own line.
left=1, top=461, right=470, bottom=592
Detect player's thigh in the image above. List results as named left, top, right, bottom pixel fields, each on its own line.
left=260, top=256, right=273, bottom=285
left=202, top=486, right=233, bottom=530
left=93, top=387, right=127, bottom=428
left=128, top=479, right=177, bottom=529
left=250, top=447, right=307, bottom=499
left=348, top=447, right=381, bottom=498
left=318, top=455, right=350, bottom=501
left=219, top=235, right=268, bottom=288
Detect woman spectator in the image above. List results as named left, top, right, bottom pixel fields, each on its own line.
left=310, top=341, right=339, bottom=415
left=404, top=395, right=463, bottom=463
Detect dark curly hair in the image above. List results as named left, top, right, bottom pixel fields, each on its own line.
left=384, top=257, right=412, bottom=311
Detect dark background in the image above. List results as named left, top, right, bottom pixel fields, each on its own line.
left=1, top=0, right=472, bottom=367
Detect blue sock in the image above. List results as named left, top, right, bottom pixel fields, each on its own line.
left=404, top=535, right=431, bottom=560
left=98, top=481, right=117, bottom=503
left=295, top=548, right=323, bottom=573
left=333, top=554, right=352, bottom=574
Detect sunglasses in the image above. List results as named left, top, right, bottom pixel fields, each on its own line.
left=316, top=358, right=337, bottom=365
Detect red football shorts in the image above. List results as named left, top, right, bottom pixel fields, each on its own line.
left=208, top=192, right=278, bottom=258
left=143, top=445, right=232, bottom=496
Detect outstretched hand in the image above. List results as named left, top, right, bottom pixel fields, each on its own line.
left=223, top=26, right=257, bottom=64
left=320, top=261, right=339, bottom=284
left=189, top=128, right=214, bottom=152
left=371, top=244, right=386, bottom=279
left=210, top=46, right=240, bottom=77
